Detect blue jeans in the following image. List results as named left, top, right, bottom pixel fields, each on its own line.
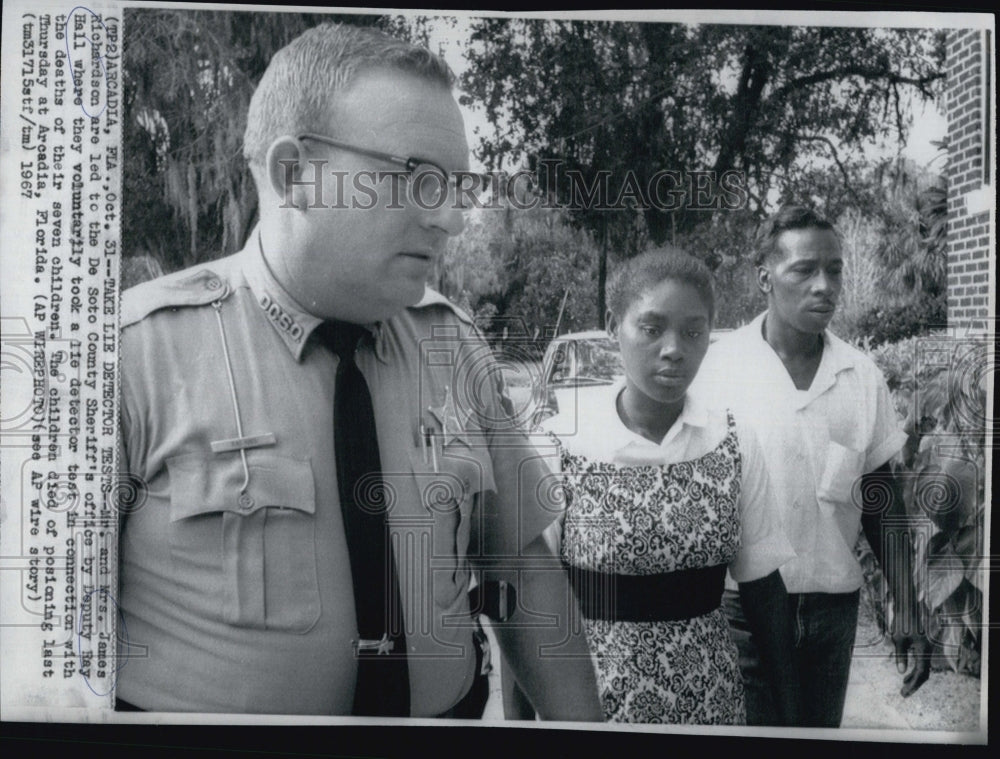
left=723, top=587, right=860, bottom=727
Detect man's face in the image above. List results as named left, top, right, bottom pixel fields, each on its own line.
left=274, top=68, right=469, bottom=323
left=759, top=227, right=843, bottom=335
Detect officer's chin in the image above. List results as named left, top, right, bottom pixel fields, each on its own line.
left=367, top=286, right=426, bottom=322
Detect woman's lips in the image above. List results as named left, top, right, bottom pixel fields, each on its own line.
left=653, top=370, right=686, bottom=385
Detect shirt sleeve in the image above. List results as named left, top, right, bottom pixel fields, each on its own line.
left=476, top=356, right=565, bottom=555
left=536, top=430, right=567, bottom=557
left=118, top=330, right=147, bottom=484
left=728, top=420, right=796, bottom=584
left=864, top=367, right=908, bottom=473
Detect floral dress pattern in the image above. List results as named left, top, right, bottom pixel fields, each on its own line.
left=554, top=412, right=745, bottom=724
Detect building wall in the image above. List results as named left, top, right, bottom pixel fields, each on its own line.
left=945, top=29, right=993, bottom=333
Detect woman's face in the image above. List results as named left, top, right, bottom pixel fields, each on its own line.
left=608, top=278, right=712, bottom=407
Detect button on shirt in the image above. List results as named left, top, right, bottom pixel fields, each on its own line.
left=539, top=382, right=794, bottom=585
left=690, top=312, right=907, bottom=594
left=118, top=231, right=548, bottom=715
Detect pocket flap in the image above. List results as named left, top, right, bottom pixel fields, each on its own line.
left=167, top=453, right=316, bottom=521
left=443, top=443, right=497, bottom=496
left=407, top=442, right=496, bottom=505
left=817, top=442, right=865, bottom=506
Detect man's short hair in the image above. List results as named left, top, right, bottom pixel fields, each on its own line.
left=752, top=205, right=838, bottom=267
left=242, top=22, right=455, bottom=168
left=607, top=245, right=716, bottom=325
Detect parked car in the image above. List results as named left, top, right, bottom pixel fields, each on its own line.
left=530, top=328, right=732, bottom=429
left=529, top=330, right=623, bottom=428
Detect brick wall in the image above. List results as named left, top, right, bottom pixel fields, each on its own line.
left=945, top=29, right=993, bottom=333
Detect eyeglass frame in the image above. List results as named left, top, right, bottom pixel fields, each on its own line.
left=296, top=132, right=481, bottom=206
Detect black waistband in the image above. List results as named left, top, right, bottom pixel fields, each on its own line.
left=567, top=563, right=727, bottom=622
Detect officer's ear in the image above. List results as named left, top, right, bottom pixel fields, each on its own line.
left=265, top=137, right=317, bottom=211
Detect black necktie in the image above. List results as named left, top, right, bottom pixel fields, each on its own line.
left=318, top=321, right=409, bottom=717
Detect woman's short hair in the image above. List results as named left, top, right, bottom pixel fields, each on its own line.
left=242, top=22, right=455, bottom=168
left=607, top=246, right=715, bottom=324
left=752, top=205, right=837, bottom=267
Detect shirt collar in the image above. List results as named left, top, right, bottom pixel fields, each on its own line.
left=751, top=310, right=858, bottom=405
left=806, top=327, right=858, bottom=402
left=241, top=227, right=386, bottom=363
left=609, top=378, right=709, bottom=450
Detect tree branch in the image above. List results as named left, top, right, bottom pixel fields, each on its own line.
left=771, top=66, right=944, bottom=101
left=786, top=132, right=860, bottom=204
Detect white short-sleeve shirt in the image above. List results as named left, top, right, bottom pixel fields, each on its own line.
left=538, top=381, right=795, bottom=585
left=690, top=311, right=907, bottom=594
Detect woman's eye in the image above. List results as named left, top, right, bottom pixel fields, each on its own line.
left=640, top=326, right=660, bottom=336
left=687, top=330, right=703, bottom=339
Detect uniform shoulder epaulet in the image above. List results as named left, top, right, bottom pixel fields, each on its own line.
left=411, top=287, right=476, bottom=327
left=121, top=266, right=230, bottom=329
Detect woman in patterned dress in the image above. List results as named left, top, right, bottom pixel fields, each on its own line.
left=541, top=249, right=800, bottom=724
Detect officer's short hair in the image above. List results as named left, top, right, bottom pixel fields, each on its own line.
left=607, top=246, right=716, bottom=325
left=753, top=205, right=838, bottom=268
left=242, top=22, right=455, bottom=168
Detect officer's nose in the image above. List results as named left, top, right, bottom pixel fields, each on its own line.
left=420, top=190, right=466, bottom=238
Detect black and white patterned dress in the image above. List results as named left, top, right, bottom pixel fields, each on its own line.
left=545, top=386, right=792, bottom=724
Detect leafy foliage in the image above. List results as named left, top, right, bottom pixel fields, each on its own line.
left=865, top=337, right=988, bottom=675
left=462, top=20, right=945, bottom=251
left=829, top=159, right=948, bottom=344
left=438, top=202, right=601, bottom=350
left=854, top=298, right=948, bottom=348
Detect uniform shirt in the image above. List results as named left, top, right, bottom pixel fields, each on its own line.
left=690, top=311, right=907, bottom=594
left=118, top=230, right=550, bottom=715
left=538, top=383, right=794, bottom=585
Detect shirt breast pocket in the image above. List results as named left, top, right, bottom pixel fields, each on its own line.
left=166, top=453, right=320, bottom=633
left=406, top=441, right=496, bottom=611
left=816, top=442, right=866, bottom=514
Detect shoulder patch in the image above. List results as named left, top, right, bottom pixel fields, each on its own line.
left=121, top=266, right=230, bottom=328
left=411, top=287, right=475, bottom=327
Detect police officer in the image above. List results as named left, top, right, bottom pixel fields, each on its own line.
left=116, top=22, right=602, bottom=719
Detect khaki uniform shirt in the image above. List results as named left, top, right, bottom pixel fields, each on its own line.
left=118, top=233, right=549, bottom=715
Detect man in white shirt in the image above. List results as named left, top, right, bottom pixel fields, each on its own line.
left=692, top=206, right=930, bottom=727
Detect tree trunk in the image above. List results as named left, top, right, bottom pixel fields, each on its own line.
left=598, top=215, right=608, bottom=329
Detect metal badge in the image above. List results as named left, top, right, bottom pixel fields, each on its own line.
left=210, top=432, right=277, bottom=454
left=353, top=633, right=395, bottom=656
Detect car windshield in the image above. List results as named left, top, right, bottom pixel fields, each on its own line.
left=550, top=337, right=623, bottom=384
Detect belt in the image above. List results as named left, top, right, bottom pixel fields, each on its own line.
left=567, top=563, right=727, bottom=622
left=468, top=579, right=517, bottom=622
left=115, top=627, right=492, bottom=718
left=117, top=583, right=512, bottom=716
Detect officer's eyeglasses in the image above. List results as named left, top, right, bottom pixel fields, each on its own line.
left=297, top=133, right=486, bottom=210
